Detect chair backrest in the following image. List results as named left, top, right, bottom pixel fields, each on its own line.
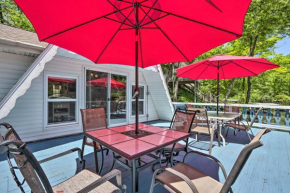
left=186, top=107, right=210, bottom=133
left=249, top=107, right=263, bottom=128
left=80, top=108, right=107, bottom=132
left=224, top=105, right=240, bottom=114
left=0, top=140, right=53, bottom=193
left=170, top=109, right=196, bottom=133
left=220, top=129, right=270, bottom=193
left=185, top=104, right=193, bottom=109
left=0, top=122, right=21, bottom=141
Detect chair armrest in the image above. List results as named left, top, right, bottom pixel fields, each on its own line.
left=39, top=148, right=84, bottom=164
left=0, top=122, right=12, bottom=129
left=183, top=150, right=228, bottom=180
left=77, top=169, right=126, bottom=193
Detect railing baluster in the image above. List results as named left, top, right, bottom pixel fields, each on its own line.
left=258, top=108, right=263, bottom=123
left=285, top=109, right=290, bottom=126
left=266, top=108, right=272, bottom=124
left=242, top=107, right=247, bottom=121
left=250, top=107, right=255, bottom=122
left=274, top=108, right=281, bottom=125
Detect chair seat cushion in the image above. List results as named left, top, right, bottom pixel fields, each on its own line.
left=52, top=169, right=119, bottom=193
left=156, top=163, right=223, bottom=193
left=226, top=123, right=247, bottom=131
left=191, top=126, right=210, bottom=134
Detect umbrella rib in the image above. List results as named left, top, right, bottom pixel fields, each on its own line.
left=140, top=13, right=171, bottom=27
left=104, top=16, right=134, bottom=27
left=196, top=63, right=212, bottom=80
left=139, top=0, right=159, bottom=26
left=231, top=61, right=257, bottom=76
left=107, top=0, right=135, bottom=26
left=140, top=4, right=240, bottom=37
left=243, top=59, right=280, bottom=67
left=95, top=8, right=135, bottom=63
left=42, top=6, right=133, bottom=41
left=139, top=6, right=190, bottom=62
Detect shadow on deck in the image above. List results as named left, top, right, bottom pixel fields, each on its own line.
left=1, top=120, right=290, bottom=193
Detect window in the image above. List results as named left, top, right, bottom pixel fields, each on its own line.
left=131, top=85, right=145, bottom=116
left=46, top=75, right=78, bottom=126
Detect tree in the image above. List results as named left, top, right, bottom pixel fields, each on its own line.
left=0, top=0, right=34, bottom=31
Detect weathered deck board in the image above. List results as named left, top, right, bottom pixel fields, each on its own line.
left=0, top=120, right=290, bottom=193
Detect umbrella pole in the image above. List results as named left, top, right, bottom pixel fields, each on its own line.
left=217, top=64, right=220, bottom=115
left=134, top=4, right=139, bottom=134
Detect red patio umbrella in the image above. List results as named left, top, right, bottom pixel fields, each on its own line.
left=14, top=0, right=252, bottom=134
left=87, top=77, right=126, bottom=88
left=48, top=77, right=75, bottom=84
left=176, top=55, right=280, bottom=114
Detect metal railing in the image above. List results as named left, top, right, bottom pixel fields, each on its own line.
left=173, top=102, right=290, bottom=131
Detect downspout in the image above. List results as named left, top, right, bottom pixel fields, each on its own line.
left=0, top=44, right=58, bottom=120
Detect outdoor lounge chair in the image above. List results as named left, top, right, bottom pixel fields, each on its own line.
left=0, top=138, right=126, bottom=193
left=80, top=108, right=109, bottom=174
left=149, top=128, right=270, bottom=193
left=225, top=107, right=263, bottom=140
left=160, top=109, right=197, bottom=166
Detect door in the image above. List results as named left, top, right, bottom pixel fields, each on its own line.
left=85, top=69, right=127, bottom=126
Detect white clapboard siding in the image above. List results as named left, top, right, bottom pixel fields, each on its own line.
left=0, top=49, right=170, bottom=141
left=0, top=52, right=35, bottom=101
left=142, top=67, right=174, bottom=121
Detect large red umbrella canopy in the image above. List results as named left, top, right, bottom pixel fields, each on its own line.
left=14, top=0, right=252, bottom=134
left=176, top=54, right=279, bottom=114
left=14, top=0, right=251, bottom=67
left=87, top=77, right=126, bottom=88
left=177, top=55, right=280, bottom=80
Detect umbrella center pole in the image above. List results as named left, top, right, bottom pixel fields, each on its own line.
left=217, top=65, right=220, bottom=115
left=134, top=3, right=140, bottom=134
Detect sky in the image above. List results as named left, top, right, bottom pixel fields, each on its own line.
left=275, top=37, right=290, bottom=55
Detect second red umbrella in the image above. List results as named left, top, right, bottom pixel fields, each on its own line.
left=176, top=55, right=280, bottom=114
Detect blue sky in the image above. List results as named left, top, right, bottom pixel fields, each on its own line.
left=275, top=37, right=290, bottom=55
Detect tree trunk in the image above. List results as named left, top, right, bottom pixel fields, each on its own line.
left=242, top=78, right=245, bottom=91
left=173, top=77, right=179, bottom=102
left=245, top=35, right=258, bottom=103
left=0, top=3, right=4, bottom=24
left=246, top=77, right=251, bottom=104
left=224, top=78, right=236, bottom=104
left=165, top=63, right=173, bottom=86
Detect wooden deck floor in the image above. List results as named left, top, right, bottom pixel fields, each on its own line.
left=1, top=120, right=290, bottom=193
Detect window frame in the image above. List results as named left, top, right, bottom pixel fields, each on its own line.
left=44, top=73, right=79, bottom=128
left=131, top=83, right=146, bottom=117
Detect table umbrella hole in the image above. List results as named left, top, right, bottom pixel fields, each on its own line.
left=121, top=130, right=154, bottom=139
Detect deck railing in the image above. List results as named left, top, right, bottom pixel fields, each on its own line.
left=173, top=102, right=290, bottom=131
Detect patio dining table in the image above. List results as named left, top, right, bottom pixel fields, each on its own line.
left=207, top=111, right=241, bottom=147
left=84, top=123, right=191, bottom=193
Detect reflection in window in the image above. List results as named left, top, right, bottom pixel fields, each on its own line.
left=47, top=76, right=77, bottom=125
left=48, top=77, right=76, bottom=99
left=132, top=85, right=145, bottom=116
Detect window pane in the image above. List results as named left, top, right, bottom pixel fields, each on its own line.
left=86, top=70, right=108, bottom=109
left=48, top=77, right=76, bottom=99
left=132, top=86, right=144, bottom=99
left=132, top=101, right=144, bottom=116
left=48, top=102, right=76, bottom=124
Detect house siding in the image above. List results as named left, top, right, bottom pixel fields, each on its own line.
left=0, top=50, right=172, bottom=142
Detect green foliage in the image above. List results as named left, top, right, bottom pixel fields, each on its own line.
left=0, top=0, right=34, bottom=31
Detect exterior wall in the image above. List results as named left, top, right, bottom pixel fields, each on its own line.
left=0, top=50, right=171, bottom=141
left=0, top=52, right=35, bottom=101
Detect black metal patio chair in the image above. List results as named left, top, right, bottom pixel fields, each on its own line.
left=0, top=138, right=126, bottom=193
left=149, top=128, right=270, bottom=193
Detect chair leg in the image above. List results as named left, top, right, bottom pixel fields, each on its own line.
left=249, top=128, right=254, bottom=136
left=106, top=149, right=109, bottom=155
left=81, top=136, right=86, bottom=161
left=98, top=145, right=104, bottom=174
left=246, top=131, right=252, bottom=141
left=110, top=152, right=116, bottom=171
left=225, top=126, right=230, bottom=137
left=138, top=158, right=141, bottom=166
